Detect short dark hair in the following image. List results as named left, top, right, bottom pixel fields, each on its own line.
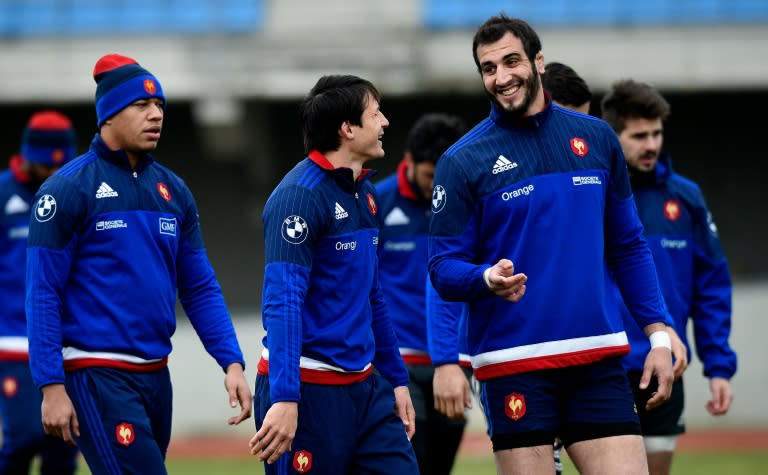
left=472, top=14, right=541, bottom=73
left=601, top=79, right=670, bottom=134
left=542, top=62, right=592, bottom=109
left=299, top=75, right=381, bottom=154
left=405, top=113, right=466, bottom=165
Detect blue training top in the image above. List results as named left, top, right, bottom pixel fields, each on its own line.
left=26, top=134, right=245, bottom=389
left=428, top=100, right=673, bottom=381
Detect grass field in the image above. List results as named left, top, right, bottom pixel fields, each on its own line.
left=70, top=451, right=768, bottom=474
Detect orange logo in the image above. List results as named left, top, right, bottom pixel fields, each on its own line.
left=366, top=193, right=377, bottom=216
left=663, top=199, right=681, bottom=221
left=116, top=422, right=135, bottom=446
left=157, top=182, right=171, bottom=202
left=52, top=149, right=64, bottom=165
left=505, top=393, right=526, bottom=421
left=2, top=376, right=18, bottom=398
left=293, top=450, right=312, bottom=473
left=144, top=79, right=156, bottom=95
left=569, top=137, right=588, bottom=157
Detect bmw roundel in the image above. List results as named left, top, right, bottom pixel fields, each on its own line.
left=431, top=185, right=447, bottom=213
left=281, top=215, right=308, bottom=244
left=35, top=194, right=57, bottom=222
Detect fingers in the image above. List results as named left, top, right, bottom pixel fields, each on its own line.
left=228, top=386, right=253, bottom=425
left=250, top=427, right=289, bottom=463
left=672, top=357, right=686, bottom=380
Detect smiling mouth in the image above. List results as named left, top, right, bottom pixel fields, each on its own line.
left=499, top=84, right=521, bottom=97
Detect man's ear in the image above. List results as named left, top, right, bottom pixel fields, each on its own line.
left=340, top=121, right=354, bottom=140
left=535, top=51, right=545, bottom=74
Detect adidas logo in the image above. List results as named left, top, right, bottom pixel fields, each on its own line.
left=384, top=207, right=410, bottom=226
left=4, top=194, right=29, bottom=215
left=492, top=155, right=518, bottom=175
left=95, top=182, right=119, bottom=199
left=334, top=202, right=349, bottom=220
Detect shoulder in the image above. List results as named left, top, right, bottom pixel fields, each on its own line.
left=374, top=173, right=397, bottom=195
left=668, top=172, right=707, bottom=208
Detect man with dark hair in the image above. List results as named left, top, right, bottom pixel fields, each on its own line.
left=0, top=110, right=80, bottom=474
left=250, top=74, right=419, bottom=475
left=542, top=62, right=592, bottom=114
left=375, top=113, right=470, bottom=475
left=429, top=14, right=674, bottom=474
left=26, top=54, right=252, bottom=474
left=601, top=79, right=737, bottom=475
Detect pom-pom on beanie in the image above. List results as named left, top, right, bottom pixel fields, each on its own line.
left=21, top=110, right=77, bottom=166
left=93, top=53, right=165, bottom=127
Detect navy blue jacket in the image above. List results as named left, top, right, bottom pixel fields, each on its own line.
left=621, top=154, right=737, bottom=379
left=429, top=101, right=673, bottom=381
left=26, top=134, right=245, bottom=389
left=260, top=151, right=408, bottom=404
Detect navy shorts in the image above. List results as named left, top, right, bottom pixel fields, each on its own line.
left=479, top=357, right=640, bottom=451
left=254, top=373, right=418, bottom=475
left=627, top=371, right=685, bottom=436
left=66, top=367, right=172, bottom=475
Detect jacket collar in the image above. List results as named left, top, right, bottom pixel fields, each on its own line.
left=308, top=150, right=377, bottom=191
left=91, top=134, right=155, bottom=173
left=489, top=91, right=553, bottom=129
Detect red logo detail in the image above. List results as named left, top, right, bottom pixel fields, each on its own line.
left=366, top=193, right=377, bottom=216
left=293, top=450, right=313, bottom=473
left=663, top=199, right=681, bottom=221
left=144, top=79, right=156, bottom=95
left=569, top=137, right=589, bottom=157
left=116, top=422, right=135, bottom=446
left=52, top=149, right=64, bottom=165
left=157, top=182, right=171, bottom=202
left=2, top=376, right=18, bottom=398
left=505, top=393, right=526, bottom=421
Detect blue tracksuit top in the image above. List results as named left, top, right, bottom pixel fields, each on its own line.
left=26, top=134, right=245, bottom=389
left=620, top=154, right=737, bottom=379
left=260, top=150, right=408, bottom=404
left=428, top=101, right=673, bottom=381
left=0, top=156, right=37, bottom=360
left=376, top=159, right=469, bottom=366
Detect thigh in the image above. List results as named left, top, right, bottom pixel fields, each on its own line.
left=560, top=358, right=641, bottom=446
left=627, top=371, right=685, bottom=436
left=567, top=434, right=648, bottom=475
left=66, top=368, right=168, bottom=475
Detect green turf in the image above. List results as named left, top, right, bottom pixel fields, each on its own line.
left=70, top=451, right=768, bottom=474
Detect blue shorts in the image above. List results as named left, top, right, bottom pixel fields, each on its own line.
left=479, top=357, right=640, bottom=450
left=66, top=367, right=172, bottom=475
left=254, top=373, right=418, bottom=475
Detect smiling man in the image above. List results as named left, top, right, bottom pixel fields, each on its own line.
left=427, top=14, right=675, bottom=474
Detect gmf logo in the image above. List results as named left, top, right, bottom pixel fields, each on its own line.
left=293, top=450, right=313, bottom=473
left=663, top=199, right=681, bottom=221
left=116, top=422, right=135, bottom=446
left=569, top=137, right=589, bottom=157
left=505, top=392, right=526, bottom=421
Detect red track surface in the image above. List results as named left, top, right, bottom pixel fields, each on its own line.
left=167, top=428, right=768, bottom=459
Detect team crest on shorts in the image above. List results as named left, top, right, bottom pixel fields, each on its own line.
left=505, top=392, right=527, bottom=421
left=2, top=376, right=18, bottom=398
left=116, top=422, right=135, bottom=446
left=293, top=450, right=313, bottom=473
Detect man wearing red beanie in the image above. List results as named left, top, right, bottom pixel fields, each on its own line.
left=25, top=54, right=252, bottom=474
left=0, top=110, right=79, bottom=474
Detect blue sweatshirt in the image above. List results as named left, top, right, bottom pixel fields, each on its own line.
left=376, top=159, right=469, bottom=366
left=0, top=156, right=37, bottom=361
left=621, top=154, right=737, bottom=379
left=260, top=150, right=408, bottom=404
left=429, top=101, right=672, bottom=381
left=26, top=134, right=245, bottom=389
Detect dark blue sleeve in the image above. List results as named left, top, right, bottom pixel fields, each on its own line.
left=25, top=176, right=82, bottom=388
left=426, top=277, right=465, bottom=366
left=370, top=260, right=409, bottom=388
left=689, top=192, right=737, bottom=379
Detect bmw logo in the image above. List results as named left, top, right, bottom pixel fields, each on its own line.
left=35, top=194, right=57, bottom=222
left=431, top=185, right=447, bottom=214
left=281, top=215, right=308, bottom=244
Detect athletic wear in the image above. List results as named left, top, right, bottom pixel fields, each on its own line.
left=429, top=101, right=673, bottom=381
left=620, top=154, right=737, bottom=379
left=627, top=370, right=685, bottom=436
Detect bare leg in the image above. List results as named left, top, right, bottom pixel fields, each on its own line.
left=647, top=451, right=673, bottom=475
left=567, top=435, right=648, bottom=475
left=494, top=445, right=554, bottom=475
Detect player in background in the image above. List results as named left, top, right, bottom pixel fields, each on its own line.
left=250, top=74, right=419, bottom=475
left=601, top=79, right=737, bottom=475
left=428, top=14, right=674, bottom=474
left=26, top=54, right=251, bottom=474
left=541, top=62, right=592, bottom=114
left=375, top=113, right=470, bottom=475
left=0, top=110, right=80, bottom=474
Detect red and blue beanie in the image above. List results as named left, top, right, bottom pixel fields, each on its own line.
left=93, top=53, right=165, bottom=127
left=21, top=110, right=77, bottom=166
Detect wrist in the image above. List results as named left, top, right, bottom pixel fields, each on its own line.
left=482, top=267, right=492, bottom=289
left=649, top=330, right=672, bottom=350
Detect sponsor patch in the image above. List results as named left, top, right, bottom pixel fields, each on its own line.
left=281, top=215, right=308, bottom=244
left=159, top=217, right=177, bottom=236
left=572, top=176, right=602, bottom=186
left=96, top=219, right=128, bottom=231
left=35, top=194, right=57, bottom=222
left=431, top=185, right=446, bottom=213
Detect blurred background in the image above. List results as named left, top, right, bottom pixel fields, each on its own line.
left=1, top=0, right=766, bottom=440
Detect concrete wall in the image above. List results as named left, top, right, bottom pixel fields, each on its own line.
left=169, top=280, right=768, bottom=438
